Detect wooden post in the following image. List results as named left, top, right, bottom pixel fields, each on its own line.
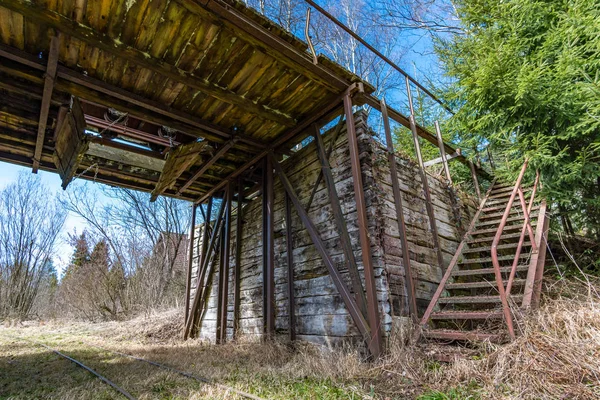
left=469, top=160, right=482, bottom=201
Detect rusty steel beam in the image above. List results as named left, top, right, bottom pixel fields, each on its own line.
left=343, top=93, right=382, bottom=358
left=184, top=203, right=197, bottom=327
left=233, top=176, right=244, bottom=338
left=284, top=192, right=296, bottom=341
left=491, top=162, right=531, bottom=341
left=313, top=124, right=367, bottom=318
left=406, top=77, right=445, bottom=274
left=434, top=121, right=452, bottom=184
left=305, top=114, right=345, bottom=211
left=178, top=139, right=237, bottom=195
left=381, top=98, right=417, bottom=320
left=217, top=182, right=233, bottom=343
left=32, top=35, right=59, bottom=173
left=84, top=114, right=176, bottom=147
left=269, top=152, right=376, bottom=356
left=262, top=157, right=275, bottom=339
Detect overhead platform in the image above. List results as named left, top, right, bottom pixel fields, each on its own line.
left=0, top=0, right=377, bottom=200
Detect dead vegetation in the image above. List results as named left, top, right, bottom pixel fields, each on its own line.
left=2, top=278, right=600, bottom=399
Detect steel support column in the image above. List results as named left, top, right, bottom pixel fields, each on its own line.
left=405, top=77, right=445, bottom=274
left=217, top=182, right=233, bottom=343
left=269, top=152, right=375, bottom=356
left=343, top=93, right=382, bottom=358
left=262, top=157, right=275, bottom=339
left=381, top=99, right=417, bottom=320
left=313, top=124, right=367, bottom=318
left=285, top=193, right=296, bottom=341
left=233, top=177, right=244, bottom=338
left=184, top=203, right=197, bottom=326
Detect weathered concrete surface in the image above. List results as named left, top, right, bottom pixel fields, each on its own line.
left=188, top=112, right=477, bottom=347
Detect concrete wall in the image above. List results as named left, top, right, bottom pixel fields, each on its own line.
left=188, top=112, right=477, bottom=347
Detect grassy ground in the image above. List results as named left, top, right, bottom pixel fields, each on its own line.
left=2, top=279, right=600, bottom=399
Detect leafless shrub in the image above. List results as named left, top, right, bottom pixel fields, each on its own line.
left=0, top=172, right=66, bottom=321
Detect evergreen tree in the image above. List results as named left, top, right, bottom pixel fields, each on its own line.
left=63, top=232, right=90, bottom=279
left=437, top=0, right=600, bottom=237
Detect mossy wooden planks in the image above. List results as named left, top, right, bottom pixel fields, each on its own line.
left=151, top=139, right=208, bottom=201
left=53, top=97, right=88, bottom=189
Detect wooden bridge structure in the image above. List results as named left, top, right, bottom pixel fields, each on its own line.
left=0, top=0, right=545, bottom=358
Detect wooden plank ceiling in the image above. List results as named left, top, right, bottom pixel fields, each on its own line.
left=0, top=0, right=371, bottom=201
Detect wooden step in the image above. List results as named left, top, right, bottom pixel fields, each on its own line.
left=430, top=310, right=504, bottom=320
left=490, top=186, right=518, bottom=195
left=476, top=213, right=538, bottom=228
left=486, top=196, right=532, bottom=207
left=438, top=295, right=522, bottom=304
left=467, top=232, right=524, bottom=244
left=459, top=253, right=530, bottom=265
left=446, top=279, right=526, bottom=290
left=462, top=241, right=531, bottom=254
left=480, top=206, right=540, bottom=221
left=452, top=265, right=529, bottom=277
left=489, top=188, right=531, bottom=200
left=422, top=329, right=503, bottom=342
left=471, top=223, right=537, bottom=237
left=483, top=203, right=527, bottom=213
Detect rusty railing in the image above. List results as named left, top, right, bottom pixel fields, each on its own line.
left=490, top=160, right=539, bottom=340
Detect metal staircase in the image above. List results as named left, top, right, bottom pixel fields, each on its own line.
left=418, top=161, right=549, bottom=343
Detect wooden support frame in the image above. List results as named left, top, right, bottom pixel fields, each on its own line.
left=343, top=93, right=382, bottom=358
left=32, top=35, right=59, bottom=173
left=178, top=139, right=237, bottom=195
left=184, top=203, right=197, bottom=327
left=434, top=121, right=452, bottom=184
left=405, top=77, right=445, bottom=274
left=423, top=150, right=461, bottom=168
left=233, top=177, right=244, bottom=338
left=469, top=160, right=482, bottom=201
left=313, top=124, right=368, bottom=318
left=185, top=195, right=225, bottom=339
left=285, top=193, right=296, bottom=341
left=262, top=157, right=275, bottom=339
left=0, top=0, right=296, bottom=126
left=269, top=152, right=376, bottom=357
left=523, top=200, right=549, bottom=308
left=381, top=99, right=417, bottom=320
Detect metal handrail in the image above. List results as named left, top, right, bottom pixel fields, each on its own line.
left=417, top=181, right=496, bottom=330
left=490, top=160, right=530, bottom=340
left=506, top=171, right=539, bottom=295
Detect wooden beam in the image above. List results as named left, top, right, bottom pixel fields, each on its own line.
left=0, top=0, right=296, bottom=127
left=151, top=141, right=208, bottom=201
left=53, top=97, right=88, bottom=189
left=177, top=0, right=351, bottom=94
left=177, top=139, right=236, bottom=195
left=423, top=149, right=462, bottom=168
left=0, top=44, right=267, bottom=151
left=32, top=35, right=59, bottom=173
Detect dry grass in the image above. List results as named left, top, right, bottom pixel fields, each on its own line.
left=2, top=279, right=600, bottom=399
